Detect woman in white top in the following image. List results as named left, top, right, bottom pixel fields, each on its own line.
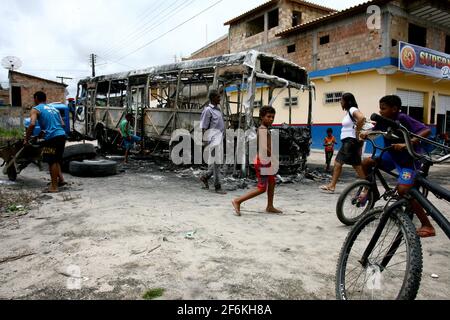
left=320, top=93, right=366, bottom=193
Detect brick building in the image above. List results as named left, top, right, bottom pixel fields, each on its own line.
left=8, top=71, right=68, bottom=111
left=189, top=35, right=230, bottom=60
left=190, top=0, right=450, bottom=150
left=0, top=87, right=8, bottom=106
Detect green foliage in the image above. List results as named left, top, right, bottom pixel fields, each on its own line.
left=142, top=288, right=165, bottom=300
left=0, top=127, right=23, bottom=139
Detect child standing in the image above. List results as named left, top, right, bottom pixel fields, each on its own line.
left=324, top=128, right=337, bottom=173
left=232, top=106, right=282, bottom=216
left=120, top=113, right=141, bottom=164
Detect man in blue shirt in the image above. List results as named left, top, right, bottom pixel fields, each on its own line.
left=25, top=91, right=67, bottom=193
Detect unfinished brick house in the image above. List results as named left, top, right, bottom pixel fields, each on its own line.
left=0, top=87, right=8, bottom=106
left=8, top=71, right=67, bottom=112
left=190, top=0, right=450, bottom=149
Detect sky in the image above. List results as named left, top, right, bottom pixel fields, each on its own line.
left=0, top=0, right=366, bottom=97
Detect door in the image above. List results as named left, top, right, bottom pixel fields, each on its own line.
left=438, top=95, right=450, bottom=134
left=11, top=86, right=21, bottom=107
left=131, top=86, right=145, bottom=134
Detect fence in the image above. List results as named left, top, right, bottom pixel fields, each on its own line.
left=0, top=106, right=24, bottom=130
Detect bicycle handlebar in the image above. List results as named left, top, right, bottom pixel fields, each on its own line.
left=369, top=113, right=450, bottom=164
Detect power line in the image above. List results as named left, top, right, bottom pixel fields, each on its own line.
left=114, top=0, right=224, bottom=63
left=56, top=76, right=73, bottom=84
left=98, top=0, right=168, bottom=57
left=102, top=0, right=197, bottom=60
left=95, top=55, right=135, bottom=70
left=101, top=0, right=186, bottom=59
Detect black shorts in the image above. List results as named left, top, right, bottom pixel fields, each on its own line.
left=335, top=138, right=362, bottom=166
left=325, top=151, right=334, bottom=164
left=42, top=135, right=66, bottom=164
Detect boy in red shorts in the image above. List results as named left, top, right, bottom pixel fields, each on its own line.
left=232, top=106, right=282, bottom=216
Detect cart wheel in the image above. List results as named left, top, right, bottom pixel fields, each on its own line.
left=7, top=165, right=17, bottom=181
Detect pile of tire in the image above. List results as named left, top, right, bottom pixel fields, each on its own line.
left=62, top=143, right=117, bottom=177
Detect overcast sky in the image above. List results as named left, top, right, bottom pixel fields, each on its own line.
left=0, top=0, right=366, bottom=97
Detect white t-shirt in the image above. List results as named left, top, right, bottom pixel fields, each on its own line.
left=340, top=107, right=358, bottom=140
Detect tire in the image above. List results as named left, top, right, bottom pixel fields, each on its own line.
left=63, top=143, right=96, bottom=161
left=336, top=207, right=423, bottom=300
left=7, top=165, right=17, bottom=181
left=336, top=180, right=376, bottom=226
left=62, top=143, right=97, bottom=172
left=69, top=159, right=117, bottom=177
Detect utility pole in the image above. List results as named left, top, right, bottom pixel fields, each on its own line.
left=89, top=54, right=97, bottom=77
left=56, top=76, right=73, bottom=85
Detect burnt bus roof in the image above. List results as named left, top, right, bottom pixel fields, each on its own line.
left=78, top=50, right=308, bottom=87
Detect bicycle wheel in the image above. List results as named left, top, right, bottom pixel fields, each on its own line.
left=336, top=207, right=422, bottom=300
left=336, top=180, right=377, bottom=226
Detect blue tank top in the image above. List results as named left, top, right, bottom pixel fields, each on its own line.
left=33, top=104, right=66, bottom=140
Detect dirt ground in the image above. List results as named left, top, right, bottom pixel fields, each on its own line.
left=0, top=149, right=449, bottom=300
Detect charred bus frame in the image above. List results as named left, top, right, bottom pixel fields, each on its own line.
left=76, top=50, right=313, bottom=174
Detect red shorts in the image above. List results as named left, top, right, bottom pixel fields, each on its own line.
left=254, top=157, right=276, bottom=191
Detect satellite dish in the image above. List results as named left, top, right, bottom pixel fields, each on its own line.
left=1, top=56, right=22, bottom=71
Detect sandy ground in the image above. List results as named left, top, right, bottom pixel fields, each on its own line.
left=0, top=149, right=449, bottom=300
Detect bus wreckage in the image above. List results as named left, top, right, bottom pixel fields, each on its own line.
left=76, top=50, right=314, bottom=175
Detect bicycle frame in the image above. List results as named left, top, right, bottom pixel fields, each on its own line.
left=411, top=174, right=450, bottom=239
left=364, top=133, right=432, bottom=202
left=364, top=136, right=398, bottom=200
left=360, top=174, right=450, bottom=269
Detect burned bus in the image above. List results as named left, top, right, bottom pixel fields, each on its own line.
left=76, top=50, right=313, bottom=174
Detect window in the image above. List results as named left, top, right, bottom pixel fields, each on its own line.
left=324, top=92, right=343, bottom=104
left=292, top=11, right=302, bottom=27
left=446, top=35, right=450, bottom=54
left=284, top=97, right=298, bottom=107
left=253, top=100, right=262, bottom=108
left=320, top=35, right=330, bottom=45
left=408, top=23, right=427, bottom=47
left=11, top=86, right=21, bottom=107
left=268, top=8, right=279, bottom=29
left=109, top=80, right=128, bottom=108
left=246, top=15, right=264, bottom=37
left=397, top=89, right=425, bottom=122
left=287, top=44, right=296, bottom=53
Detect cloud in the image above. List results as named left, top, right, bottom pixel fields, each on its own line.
left=1, top=0, right=366, bottom=96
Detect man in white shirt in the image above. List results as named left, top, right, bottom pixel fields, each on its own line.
left=199, top=89, right=226, bottom=194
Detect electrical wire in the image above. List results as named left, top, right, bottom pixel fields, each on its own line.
left=102, top=0, right=195, bottom=60
left=114, top=0, right=224, bottom=63
left=100, top=0, right=187, bottom=59
left=98, top=0, right=172, bottom=57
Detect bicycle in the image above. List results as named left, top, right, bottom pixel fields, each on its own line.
left=336, top=133, right=430, bottom=226
left=335, top=113, right=450, bottom=300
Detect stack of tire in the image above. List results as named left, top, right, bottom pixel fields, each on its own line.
left=62, top=143, right=117, bottom=177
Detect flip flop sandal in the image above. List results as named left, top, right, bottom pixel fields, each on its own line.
left=319, top=185, right=335, bottom=193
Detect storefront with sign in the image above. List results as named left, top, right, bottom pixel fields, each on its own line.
left=393, top=42, right=450, bottom=135
left=303, top=41, right=450, bottom=150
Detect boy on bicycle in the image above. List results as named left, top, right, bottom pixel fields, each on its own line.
left=360, top=95, right=435, bottom=238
